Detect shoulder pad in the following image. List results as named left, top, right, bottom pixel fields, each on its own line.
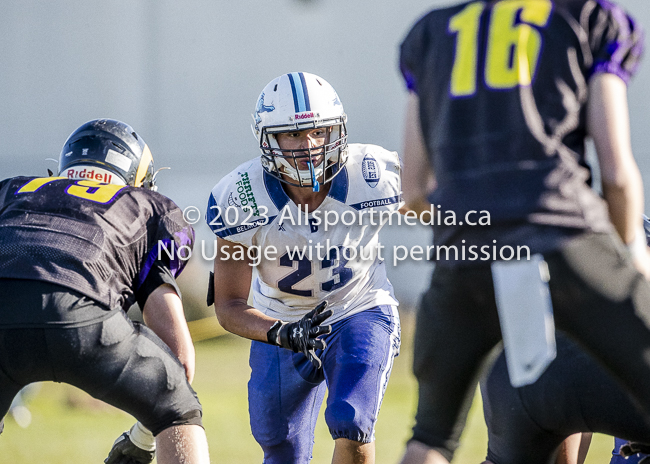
left=344, top=144, right=402, bottom=211
left=205, top=159, right=278, bottom=241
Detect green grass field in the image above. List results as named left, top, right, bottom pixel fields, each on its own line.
left=0, top=313, right=616, bottom=463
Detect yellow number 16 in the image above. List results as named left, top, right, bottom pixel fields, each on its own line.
left=449, top=0, right=552, bottom=97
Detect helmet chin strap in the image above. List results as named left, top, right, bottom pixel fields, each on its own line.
left=308, top=161, right=320, bottom=192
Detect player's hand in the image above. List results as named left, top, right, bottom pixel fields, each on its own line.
left=105, top=423, right=156, bottom=464
left=619, top=442, right=650, bottom=463
left=269, top=301, right=333, bottom=369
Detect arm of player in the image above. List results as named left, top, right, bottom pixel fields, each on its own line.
left=554, top=433, right=591, bottom=464
left=587, top=73, right=650, bottom=277
left=142, top=284, right=196, bottom=384
left=212, top=236, right=276, bottom=341
left=402, top=92, right=437, bottom=218
left=212, top=236, right=332, bottom=368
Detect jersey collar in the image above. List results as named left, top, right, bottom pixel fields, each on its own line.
left=263, top=166, right=349, bottom=210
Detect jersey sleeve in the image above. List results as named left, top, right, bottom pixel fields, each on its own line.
left=135, top=202, right=195, bottom=299
left=588, top=0, right=644, bottom=84
left=0, top=179, right=10, bottom=211
left=0, top=177, right=11, bottom=193
left=134, top=261, right=181, bottom=309
left=381, top=148, right=403, bottom=211
left=399, top=11, right=438, bottom=93
left=205, top=168, right=268, bottom=248
left=346, top=144, right=402, bottom=214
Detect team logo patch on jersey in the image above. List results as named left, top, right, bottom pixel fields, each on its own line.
left=362, top=154, right=381, bottom=188
left=228, top=192, right=241, bottom=208
left=236, top=172, right=260, bottom=216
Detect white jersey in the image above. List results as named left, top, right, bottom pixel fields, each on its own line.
left=206, top=143, right=402, bottom=323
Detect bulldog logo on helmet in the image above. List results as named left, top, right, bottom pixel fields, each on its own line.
left=253, top=93, right=276, bottom=131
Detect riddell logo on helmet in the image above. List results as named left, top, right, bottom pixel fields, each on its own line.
left=66, top=167, right=114, bottom=184
left=294, top=112, right=314, bottom=120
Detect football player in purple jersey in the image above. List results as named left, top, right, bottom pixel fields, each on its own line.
left=0, top=119, right=210, bottom=464
left=398, top=0, right=650, bottom=463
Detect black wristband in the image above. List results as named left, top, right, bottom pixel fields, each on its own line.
left=206, top=271, right=215, bottom=307
left=266, top=320, right=284, bottom=346
left=278, top=322, right=293, bottom=351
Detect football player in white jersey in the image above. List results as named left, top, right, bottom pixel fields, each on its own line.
left=206, top=72, right=402, bottom=464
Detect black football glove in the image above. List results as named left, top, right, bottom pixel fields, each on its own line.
left=207, top=271, right=215, bottom=307
left=619, top=442, right=650, bottom=464
left=105, top=423, right=156, bottom=464
left=267, top=301, right=333, bottom=368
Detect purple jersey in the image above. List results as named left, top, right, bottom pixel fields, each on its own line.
left=400, top=0, right=643, bottom=254
left=0, top=176, right=194, bottom=317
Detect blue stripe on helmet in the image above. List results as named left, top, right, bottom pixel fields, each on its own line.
left=288, top=73, right=300, bottom=113
left=299, top=73, right=311, bottom=111
left=288, top=72, right=307, bottom=113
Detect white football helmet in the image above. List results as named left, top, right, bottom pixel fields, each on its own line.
left=252, top=72, right=348, bottom=191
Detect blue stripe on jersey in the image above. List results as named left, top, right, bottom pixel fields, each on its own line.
left=263, top=171, right=290, bottom=211
left=327, top=166, right=349, bottom=203
left=349, top=195, right=400, bottom=211
left=214, top=216, right=278, bottom=239
left=206, top=193, right=224, bottom=233
left=288, top=72, right=310, bottom=113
